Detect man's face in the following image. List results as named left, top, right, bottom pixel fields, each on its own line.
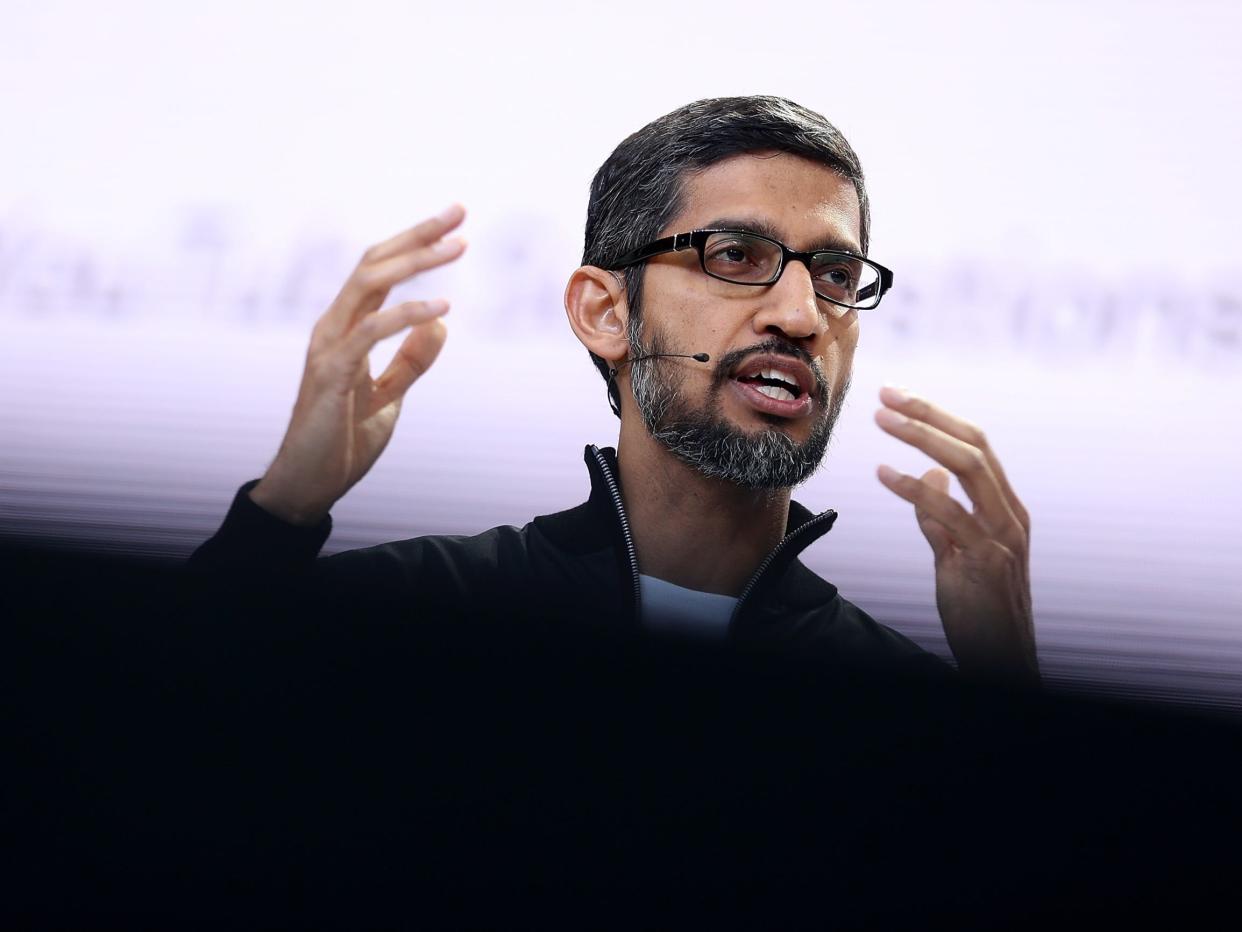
left=629, top=151, right=863, bottom=489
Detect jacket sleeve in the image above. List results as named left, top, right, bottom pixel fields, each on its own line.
left=184, top=481, right=512, bottom=623
left=188, top=480, right=332, bottom=574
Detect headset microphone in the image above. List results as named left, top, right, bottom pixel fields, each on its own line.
left=606, top=352, right=712, bottom=418
left=612, top=352, right=710, bottom=372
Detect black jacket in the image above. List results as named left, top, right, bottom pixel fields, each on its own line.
left=191, top=444, right=946, bottom=672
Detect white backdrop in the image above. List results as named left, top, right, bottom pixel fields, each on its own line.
left=3, top=0, right=1240, bottom=709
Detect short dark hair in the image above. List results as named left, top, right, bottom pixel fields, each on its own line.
left=581, top=95, right=871, bottom=413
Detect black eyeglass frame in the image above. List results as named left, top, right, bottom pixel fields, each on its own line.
left=606, top=229, right=895, bottom=310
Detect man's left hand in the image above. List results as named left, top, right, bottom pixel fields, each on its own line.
left=874, top=386, right=1039, bottom=684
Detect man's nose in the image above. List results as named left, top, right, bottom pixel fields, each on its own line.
left=750, top=259, right=835, bottom=340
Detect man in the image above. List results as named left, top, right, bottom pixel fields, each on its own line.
left=193, top=96, right=1037, bottom=682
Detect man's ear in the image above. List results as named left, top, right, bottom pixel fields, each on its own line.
left=564, top=266, right=630, bottom=366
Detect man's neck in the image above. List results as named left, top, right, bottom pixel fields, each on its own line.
left=616, top=421, right=791, bottom=598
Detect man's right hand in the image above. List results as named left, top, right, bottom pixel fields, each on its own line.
left=249, top=204, right=468, bottom=526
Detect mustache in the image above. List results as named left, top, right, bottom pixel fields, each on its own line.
left=713, top=338, right=829, bottom=398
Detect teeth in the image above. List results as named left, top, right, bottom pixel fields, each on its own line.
left=760, top=367, right=797, bottom=390
left=757, top=383, right=796, bottom=401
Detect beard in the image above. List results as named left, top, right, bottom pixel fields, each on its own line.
left=629, top=326, right=848, bottom=491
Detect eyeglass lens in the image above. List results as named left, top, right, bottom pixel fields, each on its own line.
left=700, top=231, right=880, bottom=308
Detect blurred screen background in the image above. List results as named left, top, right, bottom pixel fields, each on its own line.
left=3, top=0, right=1239, bottom=709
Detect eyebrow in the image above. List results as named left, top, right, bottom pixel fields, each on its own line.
left=703, top=216, right=863, bottom=257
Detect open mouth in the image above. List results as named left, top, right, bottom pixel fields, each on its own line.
left=727, top=354, right=817, bottom=418
left=734, top=367, right=804, bottom=402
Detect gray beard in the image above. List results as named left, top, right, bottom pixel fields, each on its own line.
left=629, top=329, right=848, bottom=491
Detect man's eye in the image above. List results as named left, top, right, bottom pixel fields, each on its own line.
left=703, top=235, right=778, bottom=282
left=815, top=264, right=858, bottom=289
left=710, top=243, right=755, bottom=264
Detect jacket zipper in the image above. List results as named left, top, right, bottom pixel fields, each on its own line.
left=590, top=446, right=642, bottom=618
left=591, top=444, right=837, bottom=630
left=730, top=509, right=839, bottom=626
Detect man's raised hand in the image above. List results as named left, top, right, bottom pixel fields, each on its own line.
left=874, top=386, right=1039, bottom=684
left=249, top=205, right=468, bottom=526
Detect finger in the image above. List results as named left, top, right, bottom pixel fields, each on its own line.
left=363, top=204, right=466, bottom=264
left=913, top=468, right=955, bottom=559
left=916, top=514, right=956, bottom=561
left=372, top=317, right=449, bottom=410
left=341, top=298, right=450, bottom=362
left=874, top=405, right=1022, bottom=542
left=880, top=385, right=1029, bottom=532
left=331, top=237, right=467, bottom=331
left=923, top=466, right=951, bottom=494
left=877, top=463, right=987, bottom=551
left=316, top=211, right=467, bottom=342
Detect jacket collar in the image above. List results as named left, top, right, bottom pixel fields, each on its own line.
left=581, top=445, right=839, bottom=614
left=582, top=445, right=836, bottom=535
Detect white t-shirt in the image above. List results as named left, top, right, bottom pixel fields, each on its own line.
left=639, top=573, right=738, bottom=642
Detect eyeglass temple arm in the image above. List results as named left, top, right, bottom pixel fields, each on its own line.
left=607, top=234, right=683, bottom=269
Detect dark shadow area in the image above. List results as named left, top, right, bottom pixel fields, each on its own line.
left=4, top=542, right=1242, bottom=928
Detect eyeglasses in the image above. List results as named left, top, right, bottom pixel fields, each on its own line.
left=606, top=229, right=894, bottom=311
